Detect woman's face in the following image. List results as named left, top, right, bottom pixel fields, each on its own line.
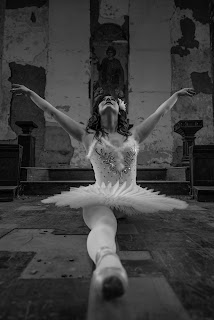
left=107, top=50, right=114, bottom=59
left=98, top=96, right=119, bottom=115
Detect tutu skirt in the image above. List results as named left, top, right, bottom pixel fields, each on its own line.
left=41, top=181, right=188, bottom=215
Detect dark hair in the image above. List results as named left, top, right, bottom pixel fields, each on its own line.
left=86, top=94, right=132, bottom=141
left=106, top=46, right=116, bottom=56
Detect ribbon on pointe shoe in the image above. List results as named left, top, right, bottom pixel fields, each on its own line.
left=95, top=246, right=117, bottom=267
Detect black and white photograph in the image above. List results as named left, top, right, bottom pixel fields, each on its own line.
left=0, top=0, right=214, bottom=319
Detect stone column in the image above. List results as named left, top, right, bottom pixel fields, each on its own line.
left=129, top=0, right=174, bottom=167
left=45, top=0, right=90, bottom=167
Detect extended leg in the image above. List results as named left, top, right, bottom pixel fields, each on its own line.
left=83, top=205, right=117, bottom=264
left=83, top=205, right=128, bottom=300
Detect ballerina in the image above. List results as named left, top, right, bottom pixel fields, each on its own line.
left=10, top=84, right=196, bottom=300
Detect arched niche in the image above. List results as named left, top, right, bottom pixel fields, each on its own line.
left=90, top=22, right=129, bottom=113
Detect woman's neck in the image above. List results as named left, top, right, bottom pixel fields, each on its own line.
left=101, top=113, right=118, bottom=134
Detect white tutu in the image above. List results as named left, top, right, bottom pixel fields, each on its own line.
left=41, top=181, right=188, bottom=215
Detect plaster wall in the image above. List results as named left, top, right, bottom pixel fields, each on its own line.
left=171, top=1, right=214, bottom=165
left=129, top=0, right=213, bottom=167
left=0, top=1, right=48, bottom=167
left=0, top=0, right=5, bottom=109
left=129, top=0, right=175, bottom=167
left=44, top=0, right=90, bottom=167
left=0, top=0, right=213, bottom=168
left=0, top=0, right=90, bottom=168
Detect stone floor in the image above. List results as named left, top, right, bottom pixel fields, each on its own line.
left=0, top=195, right=214, bottom=320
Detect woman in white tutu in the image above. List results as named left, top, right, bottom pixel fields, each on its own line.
left=11, top=84, right=195, bottom=300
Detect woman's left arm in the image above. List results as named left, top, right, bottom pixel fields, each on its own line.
left=131, top=88, right=196, bottom=144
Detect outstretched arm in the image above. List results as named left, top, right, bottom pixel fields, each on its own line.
left=11, top=84, right=85, bottom=142
left=131, top=88, right=196, bottom=144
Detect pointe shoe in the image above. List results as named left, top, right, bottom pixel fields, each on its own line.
left=93, top=247, right=128, bottom=301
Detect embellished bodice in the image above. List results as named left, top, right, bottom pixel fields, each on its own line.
left=87, top=136, right=139, bottom=187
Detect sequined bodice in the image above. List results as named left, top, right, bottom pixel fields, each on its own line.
left=89, top=136, right=139, bottom=187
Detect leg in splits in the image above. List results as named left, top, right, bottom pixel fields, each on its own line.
left=83, top=205, right=128, bottom=300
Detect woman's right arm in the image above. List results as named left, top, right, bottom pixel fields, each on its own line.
left=11, top=84, right=86, bottom=142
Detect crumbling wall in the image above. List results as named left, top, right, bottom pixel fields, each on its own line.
left=128, top=0, right=213, bottom=167
left=0, top=0, right=49, bottom=166
left=0, top=0, right=90, bottom=167
left=171, top=0, right=214, bottom=165
left=0, top=0, right=213, bottom=168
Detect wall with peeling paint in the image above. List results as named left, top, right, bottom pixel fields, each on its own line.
left=0, top=0, right=48, bottom=167
left=0, top=0, right=213, bottom=168
left=129, top=0, right=213, bottom=167
left=171, top=0, right=214, bottom=165
left=0, top=0, right=90, bottom=168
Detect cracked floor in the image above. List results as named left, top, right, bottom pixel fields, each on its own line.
left=0, top=195, right=214, bottom=319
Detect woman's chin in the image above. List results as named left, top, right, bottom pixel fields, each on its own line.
left=100, top=106, right=118, bottom=115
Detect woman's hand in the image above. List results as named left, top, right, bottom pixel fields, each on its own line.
left=10, top=84, right=31, bottom=96
left=176, top=88, right=196, bottom=97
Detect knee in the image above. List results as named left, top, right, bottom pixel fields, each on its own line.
left=83, top=205, right=117, bottom=230
left=95, top=215, right=117, bottom=231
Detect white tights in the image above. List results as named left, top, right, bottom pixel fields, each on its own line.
left=82, top=205, right=118, bottom=264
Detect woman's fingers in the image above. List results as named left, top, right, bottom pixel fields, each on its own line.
left=10, top=84, right=28, bottom=95
left=12, top=84, right=22, bottom=88
left=186, top=89, right=195, bottom=95
left=10, top=87, right=24, bottom=95
left=182, top=88, right=196, bottom=96
left=177, top=88, right=196, bottom=97
left=188, top=88, right=196, bottom=94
